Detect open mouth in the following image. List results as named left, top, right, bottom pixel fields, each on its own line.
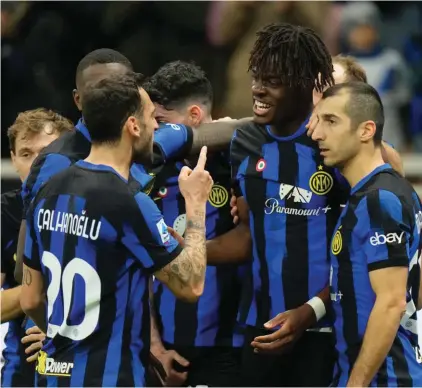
left=253, top=99, right=272, bottom=116
left=319, top=148, right=329, bottom=155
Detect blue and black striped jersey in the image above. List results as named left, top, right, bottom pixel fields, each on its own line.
left=330, top=164, right=422, bottom=387
left=152, top=154, right=244, bottom=347
left=23, top=161, right=182, bottom=387
left=1, top=190, right=36, bottom=387
left=21, top=120, right=192, bottom=218
left=230, top=119, right=348, bottom=328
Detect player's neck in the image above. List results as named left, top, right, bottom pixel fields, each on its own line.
left=340, top=147, right=385, bottom=189
left=270, top=109, right=311, bottom=137
left=85, top=145, right=131, bottom=180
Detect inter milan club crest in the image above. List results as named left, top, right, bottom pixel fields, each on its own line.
left=309, top=165, right=334, bottom=195
left=331, top=225, right=343, bottom=255
left=256, top=159, right=266, bottom=172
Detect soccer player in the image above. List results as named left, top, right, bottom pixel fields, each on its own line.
left=20, top=72, right=212, bottom=387
left=312, top=81, right=422, bottom=387
left=309, top=54, right=404, bottom=177
left=14, top=49, right=251, bottom=285
left=1, top=108, right=73, bottom=386
left=195, top=23, right=345, bottom=386
left=144, top=61, right=243, bottom=386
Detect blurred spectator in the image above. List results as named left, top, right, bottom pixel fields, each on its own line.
left=404, top=33, right=422, bottom=152
left=341, top=2, right=411, bottom=151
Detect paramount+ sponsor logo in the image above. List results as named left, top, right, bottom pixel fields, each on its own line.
left=369, top=232, right=405, bottom=246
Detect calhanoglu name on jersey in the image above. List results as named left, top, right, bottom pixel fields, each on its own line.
left=37, top=209, right=101, bottom=240
left=37, top=351, right=74, bottom=377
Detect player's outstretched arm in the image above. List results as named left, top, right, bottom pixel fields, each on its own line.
left=206, top=196, right=252, bottom=264
left=154, top=147, right=213, bottom=301
left=190, top=118, right=252, bottom=155
left=153, top=118, right=252, bottom=166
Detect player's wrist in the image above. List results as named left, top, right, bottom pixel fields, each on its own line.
left=305, top=296, right=326, bottom=322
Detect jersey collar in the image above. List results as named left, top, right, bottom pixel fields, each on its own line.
left=75, top=160, right=128, bottom=183
left=350, top=163, right=392, bottom=195
left=75, top=118, right=91, bottom=142
left=265, top=115, right=310, bottom=142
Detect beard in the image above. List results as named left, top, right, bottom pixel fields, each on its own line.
left=131, top=137, right=153, bottom=166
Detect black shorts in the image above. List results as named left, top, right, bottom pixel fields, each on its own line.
left=164, top=343, right=241, bottom=387
left=240, top=326, right=337, bottom=387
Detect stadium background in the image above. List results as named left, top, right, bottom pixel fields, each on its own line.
left=1, top=0, right=422, bottom=369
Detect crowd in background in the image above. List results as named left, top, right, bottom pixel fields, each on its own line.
left=2, top=1, right=422, bottom=157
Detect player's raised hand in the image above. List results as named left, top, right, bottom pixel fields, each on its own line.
left=178, top=146, right=213, bottom=204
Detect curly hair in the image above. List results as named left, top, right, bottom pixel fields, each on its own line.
left=8, top=108, right=73, bottom=152
left=249, top=23, right=334, bottom=92
left=144, top=60, right=213, bottom=110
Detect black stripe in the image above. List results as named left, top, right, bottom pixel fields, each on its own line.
left=174, top=190, right=198, bottom=346
left=390, top=336, right=413, bottom=386
left=214, top=264, right=241, bottom=345
left=279, top=142, right=309, bottom=309
left=238, top=263, right=254, bottom=326
left=338, top=205, right=361, bottom=377
left=83, top=197, right=119, bottom=386
left=376, top=358, right=388, bottom=386
left=245, top=157, right=270, bottom=326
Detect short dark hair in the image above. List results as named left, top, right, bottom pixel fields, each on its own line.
left=249, top=23, right=334, bottom=92
left=322, top=82, right=384, bottom=144
left=143, top=61, right=213, bottom=110
left=82, top=72, right=142, bottom=145
left=76, top=49, right=133, bottom=83
left=332, top=55, right=367, bottom=83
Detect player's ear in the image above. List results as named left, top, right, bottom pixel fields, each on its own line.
left=73, top=89, right=82, bottom=112
left=126, top=116, right=141, bottom=138
left=359, top=120, right=377, bottom=143
left=188, top=105, right=203, bottom=127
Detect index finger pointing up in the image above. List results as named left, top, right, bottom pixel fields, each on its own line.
left=194, top=146, right=207, bottom=171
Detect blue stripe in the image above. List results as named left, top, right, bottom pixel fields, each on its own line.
left=102, top=270, right=130, bottom=387
left=32, top=154, right=72, bottom=202
left=154, top=185, right=178, bottom=344
left=1, top=321, right=21, bottom=387
left=195, top=266, right=218, bottom=346
left=262, top=142, right=287, bottom=317
left=129, top=271, right=146, bottom=387
left=386, top=356, right=398, bottom=386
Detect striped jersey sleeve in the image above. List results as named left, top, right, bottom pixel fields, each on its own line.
left=121, top=192, right=182, bottom=272
left=362, top=189, right=411, bottom=271
left=153, top=123, right=193, bottom=164
left=21, top=153, right=72, bottom=218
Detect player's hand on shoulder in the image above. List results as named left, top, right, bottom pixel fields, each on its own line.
left=178, top=146, right=213, bottom=204
left=306, top=111, right=319, bottom=138
left=21, top=325, right=46, bottom=363
left=212, top=116, right=235, bottom=122
left=250, top=304, right=314, bottom=355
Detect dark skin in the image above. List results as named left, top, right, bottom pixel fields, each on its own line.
left=204, top=76, right=328, bottom=354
